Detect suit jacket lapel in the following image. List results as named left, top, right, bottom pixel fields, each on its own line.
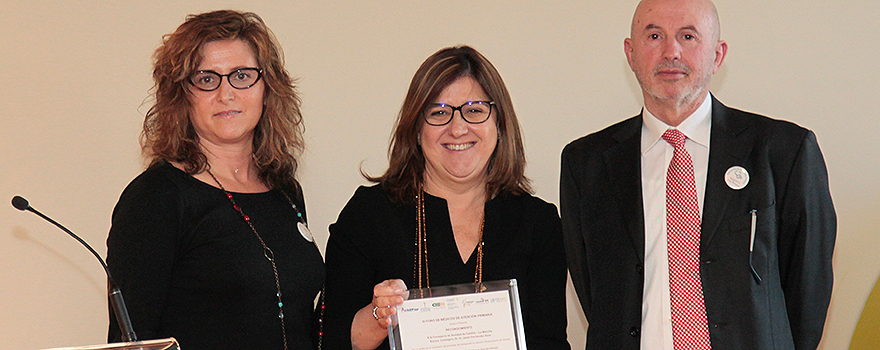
left=606, top=116, right=646, bottom=261
left=702, top=97, right=751, bottom=248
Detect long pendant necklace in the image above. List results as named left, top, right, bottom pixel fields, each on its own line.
left=414, top=190, right=484, bottom=292
left=206, top=169, right=304, bottom=350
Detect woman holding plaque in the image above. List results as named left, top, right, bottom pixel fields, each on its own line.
left=106, top=10, right=323, bottom=350
left=322, top=46, right=569, bottom=350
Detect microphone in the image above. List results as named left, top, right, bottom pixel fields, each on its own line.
left=11, top=195, right=138, bottom=342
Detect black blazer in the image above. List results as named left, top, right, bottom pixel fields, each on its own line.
left=560, top=97, right=836, bottom=350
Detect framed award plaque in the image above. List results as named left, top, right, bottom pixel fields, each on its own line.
left=388, top=279, right=526, bottom=350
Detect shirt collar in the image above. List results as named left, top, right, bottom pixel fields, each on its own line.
left=641, top=93, right=713, bottom=154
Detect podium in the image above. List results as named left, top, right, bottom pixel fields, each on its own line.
left=41, top=338, right=179, bottom=350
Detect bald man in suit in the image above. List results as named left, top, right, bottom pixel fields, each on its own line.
left=560, top=0, right=836, bottom=349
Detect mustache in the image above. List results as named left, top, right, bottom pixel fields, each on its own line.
left=653, top=61, right=691, bottom=74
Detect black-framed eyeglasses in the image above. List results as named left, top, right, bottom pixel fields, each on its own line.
left=423, top=101, right=494, bottom=126
left=189, top=68, right=263, bottom=91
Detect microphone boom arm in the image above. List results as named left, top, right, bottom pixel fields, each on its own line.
left=11, top=196, right=138, bottom=342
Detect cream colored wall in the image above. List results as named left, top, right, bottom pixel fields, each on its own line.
left=1, top=0, right=877, bottom=349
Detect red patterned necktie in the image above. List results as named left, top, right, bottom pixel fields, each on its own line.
left=662, top=129, right=711, bottom=349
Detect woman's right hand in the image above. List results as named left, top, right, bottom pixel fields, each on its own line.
left=351, top=279, right=408, bottom=350
left=370, top=279, right=408, bottom=327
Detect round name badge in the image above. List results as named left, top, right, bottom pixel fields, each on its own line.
left=725, top=166, right=749, bottom=190
left=297, top=222, right=314, bottom=242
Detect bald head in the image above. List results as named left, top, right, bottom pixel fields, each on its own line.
left=631, top=0, right=721, bottom=42
left=623, top=0, right=728, bottom=124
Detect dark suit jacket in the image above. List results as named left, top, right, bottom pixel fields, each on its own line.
left=560, top=97, right=836, bottom=350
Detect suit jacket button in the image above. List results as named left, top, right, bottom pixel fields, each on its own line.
left=636, top=264, right=643, bottom=274
left=630, top=327, right=640, bottom=337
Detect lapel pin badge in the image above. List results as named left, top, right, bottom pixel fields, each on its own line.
left=725, top=166, right=749, bottom=190
left=298, top=222, right=314, bottom=242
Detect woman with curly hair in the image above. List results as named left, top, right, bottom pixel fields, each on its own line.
left=106, top=10, right=323, bottom=350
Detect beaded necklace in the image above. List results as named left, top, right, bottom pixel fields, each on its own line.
left=206, top=169, right=325, bottom=350
left=414, top=190, right=485, bottom=292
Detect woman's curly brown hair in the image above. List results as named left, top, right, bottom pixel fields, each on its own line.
left=141, top=10, right=304, bottom=191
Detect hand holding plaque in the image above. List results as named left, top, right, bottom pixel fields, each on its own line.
left=371, top=279, right=409, bottom=327
left=350, top=279, right=410, bottom=350
left=387, top=279, right=527, bottom=350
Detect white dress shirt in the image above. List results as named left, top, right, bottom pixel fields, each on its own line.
left=639, top=93, right=712, bottom=350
